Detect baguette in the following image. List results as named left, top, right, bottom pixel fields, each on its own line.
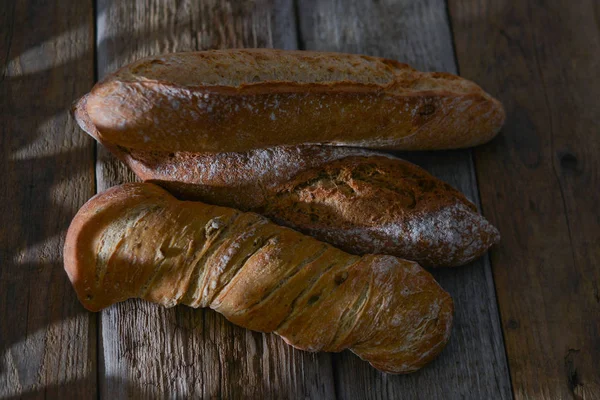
left=64, top=183, right=453, bottom=374
left=78, top=49, right=505, bottom=153
left=72, top=121, right=499, bottom=266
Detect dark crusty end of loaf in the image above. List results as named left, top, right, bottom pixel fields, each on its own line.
left=64, top=182, right=453, bottom=374
left=259, top=156, right=500, bottom=267
left=80, top=49, right=505, bottom=153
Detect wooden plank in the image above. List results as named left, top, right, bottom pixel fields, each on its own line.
left=95, top=1, right=335, bottom=398
left=0, top=0, right=97, bottom=398
left=297, top=1, right=512, bottom=398
left=448, top=0, right=600, bottom=398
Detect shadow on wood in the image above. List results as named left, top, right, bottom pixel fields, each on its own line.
left=1, top=376, right=144, bottom=400
left=0, top=0, right=96, bottom=396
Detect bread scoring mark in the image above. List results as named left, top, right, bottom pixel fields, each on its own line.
left=123, top=50, right=400, bottom=87
left=274, top=257, right=355, bottom=334
left=180, top=211, right=244, bottom=308
left=120, top=50, right=481, bottom=98
left=198, top=215, right=273, bottom=307
left=230, top=244, right=330, bottom=317
left=211, top=232, right=281, bottom=310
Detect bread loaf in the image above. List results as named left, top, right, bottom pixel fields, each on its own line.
left=64, top=183, right=453, bottom=373
left=259, top=155, right=500, bottom=267
left=77, top=49, right=505, bottom=153
left=73, top=124, right=500, bottom=266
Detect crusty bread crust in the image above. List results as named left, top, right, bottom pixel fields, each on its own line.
left=260, top=156, right=500, bottom=267
left=80, top=49, right=504, bottom=152
left=64, top=183, right=453, bottom=374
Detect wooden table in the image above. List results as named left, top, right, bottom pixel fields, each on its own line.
left=1, top=1, right=598, bottom=398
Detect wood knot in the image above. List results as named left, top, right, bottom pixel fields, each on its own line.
left=564, top=348, right=583, bottom=395
left=559, top=152, right=579, bottom=172
left=506, top=319, right=520, bottom=330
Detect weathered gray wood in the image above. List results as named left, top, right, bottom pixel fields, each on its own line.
left=448, top=0, right=600, bottom=398
left=95, top=1, right=335, bottom=398
left=0, top=0, right=97, bottom=398
left=297, top=1, right=512, bottom=398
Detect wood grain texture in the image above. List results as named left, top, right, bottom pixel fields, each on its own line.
left=95, top=1, right=334, bottom=398
left=0, top=0, right=96, bottom=398
left=448, top=0, right=600, bottom=398
left=297, top=0, right=512, bottom=398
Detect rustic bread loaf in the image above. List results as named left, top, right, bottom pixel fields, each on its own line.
left=259, top=156, right=500, bottom=267
left=64, top=183, right=454, bottom=374
left=78, top=49, right=505, bottom=153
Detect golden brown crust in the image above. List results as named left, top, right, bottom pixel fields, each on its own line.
left=64, top=183, right=453, bottom=374
left=64, top=183, right=175, bottom=309
left=79, top=49, right=504, bottom=153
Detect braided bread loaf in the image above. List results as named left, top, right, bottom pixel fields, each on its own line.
left=64, top=183, right=453, bottom=374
